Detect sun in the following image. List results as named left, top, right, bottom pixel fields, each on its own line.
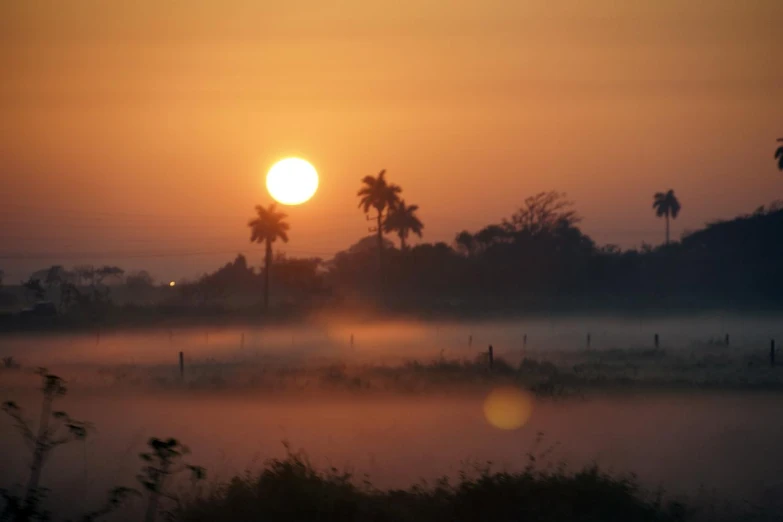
left=266, top=158, right=319, bottom=205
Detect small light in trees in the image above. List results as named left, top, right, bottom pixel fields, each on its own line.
left=169, top=281, right=176, bottom=287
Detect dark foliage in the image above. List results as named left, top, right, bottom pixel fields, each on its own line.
left=178, top=447, right=687, bottom=522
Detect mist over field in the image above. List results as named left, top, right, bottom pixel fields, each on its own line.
left=3, top=315, right=783, bottom=519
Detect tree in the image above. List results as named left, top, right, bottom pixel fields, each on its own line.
left=22, top=278, right=45, bottom=303
left=507, top=191, right=580, bottom=235
left=248, top=203, right=290, bottom=309
left=73, top=265, right=96, bottom=287
left=653, top=189, right=681, bottom=245
left=775, top=138, right=783, bottom=171
left=137, top=437, right=204, bottom=522
left=95, top=265, right=125, bottom=285
left=2, top=369, right=90, bottom=520
left=357, top=169, right=401, bottom=274
left=383, top=199, right=423, bottom=251
left=454, top=231, right=476, bottom=257
left=126, top=270, right=155, bottom=290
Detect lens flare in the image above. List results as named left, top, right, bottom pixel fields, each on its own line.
left=483, top=386, right=533, bottom=430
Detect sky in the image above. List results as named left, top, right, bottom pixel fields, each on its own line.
left=1, top=0, right=781, bottom=282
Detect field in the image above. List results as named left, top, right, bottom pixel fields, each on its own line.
left=1, top=314, right=783, bottom=520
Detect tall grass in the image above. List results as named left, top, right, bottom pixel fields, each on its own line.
left=178, top=445, right=689, bottom=522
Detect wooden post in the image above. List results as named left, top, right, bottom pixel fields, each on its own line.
left=488, top=345, right=494, bottom=370
left=654, top=333, right=659, bottom=349
left=770, top=339, right=776, bottom=367
left=725, top=333, right=729, bottom=346
left=240, top=333, right=245, bottom=349
left=468, top=335, right=472, bottom=348
left=523, top=334, right=527, bottom=347
left=586, top=333, right=591, bottom=349
left=179, top=351, right=184, bottom=379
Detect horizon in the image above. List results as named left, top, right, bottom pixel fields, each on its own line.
left=1, top=0, right=782, bottom=281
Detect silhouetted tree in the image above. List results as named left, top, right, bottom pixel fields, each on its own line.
left=95, top=265, right=125, bottom=285
left=44, top=265, right=65, bottom=291
left=383, top=199, right=423, bottom=250
left=473, top=224, right=509, bottom=253
left=2, top=369, right=90, bottom=520
left=21, top=278, right=45, bottom=303
left=73, top=265, right=96, bottom=287
left=138, top=437, right=204, bottom=522
left=507, top=191, right=581, bottom=235
left=776, top=138, right=783, bottom=170
left=126, top=270, right=155, bottom=290
left=248, top=204, right=290, bottom=309
left=653, top=190, right=681, bottom=245
left=454, top=231, right=476, bottom=257
left=357, top=169, right=401, bottom=275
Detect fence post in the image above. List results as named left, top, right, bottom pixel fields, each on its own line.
left=725, top=333, right=729, bottom=346
left=179, top=351, right=184, bottom=379
left=240, top=333, right=245, bottom=349
left=468, top=335, right=472, bottom=348
left=586, top=333, right=591, bottom=349
left=771, top=339, right=776, bottom=368
left=654, top=333, right=659, bottom=349
left=488, top=345, right=494, bottom=370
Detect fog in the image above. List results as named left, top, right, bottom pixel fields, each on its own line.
left=2, top=314, right=783, bottom=518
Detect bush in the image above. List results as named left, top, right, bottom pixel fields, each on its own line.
left=178, top=448, right=687, bottom=522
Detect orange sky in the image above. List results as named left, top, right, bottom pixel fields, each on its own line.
left=1, top=1, right=781, bottom=281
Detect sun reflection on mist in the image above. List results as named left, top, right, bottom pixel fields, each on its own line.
left=483, top=386, right=533, bottom=430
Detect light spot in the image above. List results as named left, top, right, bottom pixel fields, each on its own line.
left=483, top=386, right=533, bottom=430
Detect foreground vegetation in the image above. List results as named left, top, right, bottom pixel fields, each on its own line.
left=179, top=447, right=689, bottom=522
left=2, top=366, right=782, bottom=521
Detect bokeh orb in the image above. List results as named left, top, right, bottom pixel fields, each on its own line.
left=483, top=386, right=534, bottom=430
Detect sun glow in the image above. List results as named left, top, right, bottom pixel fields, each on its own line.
left=266, top=158, right=319, bottom=205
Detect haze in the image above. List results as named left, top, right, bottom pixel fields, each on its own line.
left=1, top=0, right=781, bottom=281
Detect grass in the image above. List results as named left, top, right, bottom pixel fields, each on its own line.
left=177, top=445, right=690, bottom=522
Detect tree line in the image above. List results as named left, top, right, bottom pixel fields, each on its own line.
left=2, top=144, right=782, bottom=319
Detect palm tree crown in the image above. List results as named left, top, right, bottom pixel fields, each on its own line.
left=652, top=189, right=681, bottom=245
left=249, top=203, right=290, bottom=244
left=357, top=170, right=402, bottom=279
left=248, top=203, right=290, bottom=309
left=357, top=170, right=401, bottom=215
left=384, top=199, right=423, bottom=250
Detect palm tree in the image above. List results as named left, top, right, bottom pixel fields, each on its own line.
left=775, top=138, right=783, bottom=171
left=384, top=200, right=423, bottom=251
left=248, top=203, right=290, bottom=309
left=357, top=169, right=401, bottom=272
left=652, top=189, right=681, bottom=246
